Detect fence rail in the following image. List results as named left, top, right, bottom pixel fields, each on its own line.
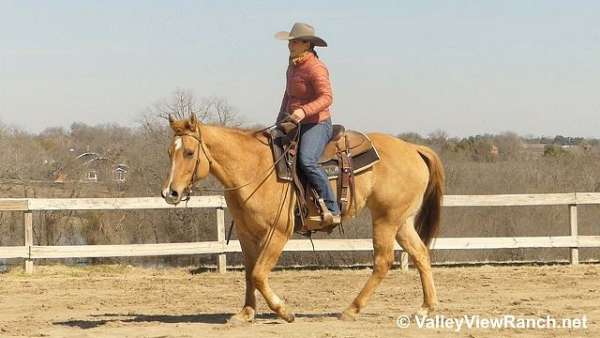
left=1, top=193, right=600, bottom=274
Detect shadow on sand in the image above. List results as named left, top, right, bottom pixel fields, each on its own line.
left=54, top=312, right=340, bottom=329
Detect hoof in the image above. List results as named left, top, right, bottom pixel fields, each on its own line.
left=338, top=310, right=358, bottom=321
left=414, top=305, right=435, bottom=318
left=281, top=312, right=295, bottom=323
left=227, top=313, right=253, bottom=326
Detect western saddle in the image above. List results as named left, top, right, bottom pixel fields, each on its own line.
left=269, top=124, right=380, bottom=235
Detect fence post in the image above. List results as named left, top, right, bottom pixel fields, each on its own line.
left=24, top=211, right=33, bottom=274
left=569, top=204, right=579, bottom=265
left=400, top=252, right=409, bottom=271
left=216, top=207, right=226, bottom=273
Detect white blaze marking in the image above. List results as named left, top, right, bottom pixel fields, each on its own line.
left=164, top=137, right=182, bottom=195
left=174, top=137, right=183, bottom=150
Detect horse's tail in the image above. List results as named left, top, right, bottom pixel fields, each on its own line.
left=415, top=146, right=445, bottom=247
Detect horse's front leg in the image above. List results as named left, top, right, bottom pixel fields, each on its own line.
left=251, top=228, right=295, bottom=322
left=228, top=232, right=259, bottom=325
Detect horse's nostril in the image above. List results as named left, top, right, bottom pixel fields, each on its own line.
left=170, top=190, right=178, bottom=198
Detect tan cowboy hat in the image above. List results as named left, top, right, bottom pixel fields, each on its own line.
left=275, top=22, right=328, bottom=47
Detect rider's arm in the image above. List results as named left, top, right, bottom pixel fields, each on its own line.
left=300, top=63, right=333, bottom=118
left=276, top=67, right=291, bottom=123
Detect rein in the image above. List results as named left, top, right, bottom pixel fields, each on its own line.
left=174, top=122, right=302, bottom=255
left=178, top=124, right=298, bottom=198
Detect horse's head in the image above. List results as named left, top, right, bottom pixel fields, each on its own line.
left=161, top=114, right=210, bottom=205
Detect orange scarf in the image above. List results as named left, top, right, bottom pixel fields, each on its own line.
left=290, top=51, right=311, bottom=66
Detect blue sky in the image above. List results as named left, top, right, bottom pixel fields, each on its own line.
left=1, top=0, right=599, bottom=137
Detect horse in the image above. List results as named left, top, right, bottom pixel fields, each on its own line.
left=161, top=114, right=444, bottom=323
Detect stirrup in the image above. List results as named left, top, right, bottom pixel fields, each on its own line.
left=306, top=212, right=341, bottom=225
left=307, top=198, right=341, bottom=227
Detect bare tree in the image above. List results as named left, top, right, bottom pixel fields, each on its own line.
left=493, top=132, right=523, bottom=161
left=143, top=88, right=242, bottom=127
left=147, top=88, right=209, bottom=122
left=428, top=129, right=448, bottom=145
left=0, top=127, right=49, bottom=181
left=199, top=96, right=242, bottom=127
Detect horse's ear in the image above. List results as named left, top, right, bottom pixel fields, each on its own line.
left=184, top=113, right=199, bottom=131
left=168, top=114, right=175, bottom=128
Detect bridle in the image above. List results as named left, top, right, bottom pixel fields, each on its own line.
left=171, top=122, right=303, bottom=250
left=173, top=123, right=296, bottom=200
left=177, top=129, right=209, bottom=201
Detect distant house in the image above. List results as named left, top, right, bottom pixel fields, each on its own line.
left=53, top=152, right=129, bottom=183
left=76, top=152, right=109, bottom=182
left=112, top=164, right=129, bottom=183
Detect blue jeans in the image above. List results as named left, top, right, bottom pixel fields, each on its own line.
left=298, top=119, right=341, bottom=215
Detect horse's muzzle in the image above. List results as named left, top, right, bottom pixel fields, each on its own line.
left=162, top=188, right=182, bottom=205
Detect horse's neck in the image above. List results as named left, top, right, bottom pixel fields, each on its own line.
left=201, top=124, right=269, bottom=189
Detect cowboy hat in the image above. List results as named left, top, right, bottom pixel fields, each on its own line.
left=274, top=22, right=328, bottom=47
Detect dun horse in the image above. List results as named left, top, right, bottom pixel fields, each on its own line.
left=161, top=114, right=444, bottom=323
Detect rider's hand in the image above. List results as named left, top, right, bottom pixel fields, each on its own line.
left=290, top=108, right=305, bottom=124
left=277, top=120, right=297, bottom=134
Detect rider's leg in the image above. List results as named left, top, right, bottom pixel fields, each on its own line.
left=298, top=118, right=341, bottom=216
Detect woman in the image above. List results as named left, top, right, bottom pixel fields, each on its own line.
left=275, top=22, right=341, bottom=226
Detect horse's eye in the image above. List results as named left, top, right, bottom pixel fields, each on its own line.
left=184, top=149, right=195, bottom=157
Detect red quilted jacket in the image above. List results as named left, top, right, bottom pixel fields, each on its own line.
left=278, top=52, right=333, bottom=124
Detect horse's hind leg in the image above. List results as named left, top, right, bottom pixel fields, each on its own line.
left=396, top=216, right=438, bottom=315
left=340, top=216, right=399, bottom=321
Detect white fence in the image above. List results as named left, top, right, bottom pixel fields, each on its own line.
left=1, top=193, right=600, bottom=274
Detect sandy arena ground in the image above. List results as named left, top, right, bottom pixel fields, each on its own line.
left=0, top=264, right=598, bottom=337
